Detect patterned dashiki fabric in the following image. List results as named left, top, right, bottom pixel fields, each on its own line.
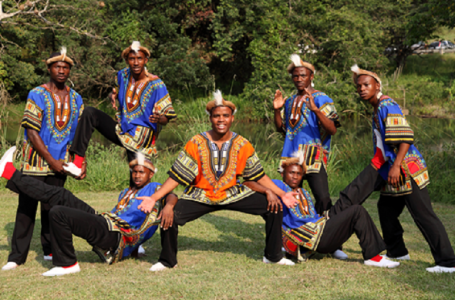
left=115, top=67, right=177, bottom=159
left=20, top=85, right=84, bottom=176
left=279, top=91, right=340, bottom=174
left=168, top=132, right=265, bottom=205
left=100, top=182, right=163, bottom=261
left=273, top=179, right=327, bottom=259
left=373, top=95, right=430, bottom=196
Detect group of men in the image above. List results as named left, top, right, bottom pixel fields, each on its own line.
left=0, top=42, right=454, bottom=277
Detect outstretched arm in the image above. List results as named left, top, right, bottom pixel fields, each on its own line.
left=137, top=177, right=179, bottom=213
left=243, top=180, right=282, bottom=213
left=256, top=175, right=299, bottom=208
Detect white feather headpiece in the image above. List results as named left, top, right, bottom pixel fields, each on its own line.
left=45, top=46, right=74, bottom=66
left=213, top=90, right=223, bottom=106
left=290, top=54, right=303, bottom=68
left=129, top=151, right=157, bottom=173
left=205, top=89, right=237, bottom=115
left=131, top=41, right=141, bottom=53
left=287, top=54, right=315, bottom=74
left=278, top=150, right=306, bottom=173
left=350, top=64, right=382, bottom=91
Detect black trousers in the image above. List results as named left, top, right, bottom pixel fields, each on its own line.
left=6, top=173, right=66, bottom=264
left=331, top=164, right=455, bottom=267
left=158, top=193, right=284, bottom=268
left=69, top=106, right=135, bottom=186
left=7, top=171, right=119, bottom=266
left=378, top=180, right=455, bottom=267
left=304, top=167, right=333, bottom=215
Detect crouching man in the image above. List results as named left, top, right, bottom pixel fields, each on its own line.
left=244, top=154, right=400, bottom=268
left=0, top=147, right=176, bottom=276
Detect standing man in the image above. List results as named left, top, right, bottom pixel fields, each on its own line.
left=273, top=54, right=347, bottom=259
left=2, top=48, right=84, bottom=270
left=350, top=64, right=455, bottom=273
left=64, top=41, right=176, bottom=178
left=137, top=90, right=299, bottom=271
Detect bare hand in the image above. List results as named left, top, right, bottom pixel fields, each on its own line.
left=158, top=205, right=174, bottom=230
left=273, top=89, right=285, bottom=110
left=49, top=160, right=67, bottom=174
left=149, top=113, right=162, bottom=124
left=265, top=189, right=282, bottom=213
left=388, top=165, right=402, bottom=187
left=282, top=191, right=300, bottom=208
left=137, top=196, right=157, bottom=213
left=110, top=88, right=118, bottom=110
left=75, top=163, right=87, bottom=180
left=303, top=88, right=319, bottom=112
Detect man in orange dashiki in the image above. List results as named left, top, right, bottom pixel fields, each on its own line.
left=137, top=90, right=300, bottom=271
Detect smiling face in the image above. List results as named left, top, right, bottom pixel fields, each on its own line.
left=356, top=75, right=381, bottom=106
left=48, top=61, right=71, bottom=84
left=292, top=67, right=314, bottom=92
left=131, top=165, right=153, bottom=189
left=127, top=51, right=148, bottom=76
left=210, top=106, right=234, bottom=136
left=283, top=164, right=304, bottom=189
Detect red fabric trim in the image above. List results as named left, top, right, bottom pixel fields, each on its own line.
left=2, top=163, right=16, bottom=180
left=371, top=148, right=386, bottom=169
left=73, top=154, right=85, bottom=168
left=370, top=255, right=383, bottom=262
left=63, top=262, right=78, bottom=269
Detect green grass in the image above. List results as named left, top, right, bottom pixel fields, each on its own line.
left=0, top=191, right=454, bottom=299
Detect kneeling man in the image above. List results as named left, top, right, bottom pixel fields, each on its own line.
left=138, top=90, right=299, bottom=271
left=245, top=155, right=399, bottom=268
left=0, top=147, right=176, bottom=276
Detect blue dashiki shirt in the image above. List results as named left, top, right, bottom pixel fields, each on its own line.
left=373, top=95, right=429, bottom=196
left=280, top=91, right=340, bottom=174
left=115, top=68, right=176, bottom=159
left=273, top=179, right=327, bottom=258
left=101, top=182, right=163, bottom=259
left=21, top=85, right=84, bottom=176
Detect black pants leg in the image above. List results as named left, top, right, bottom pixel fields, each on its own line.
left=305, top=167, right=333, bottom=215
left=49, top=206, right=119, bottom=267
left=158, top=200, right=218, bottom=268
left=158, top=193, right=284, bottom=268
left=317, top=205, right=386, bottom=260
left=377, top=194, right=407, bottom=257
left=7, top=173, right=67, bottom=264
left=378, top=180, right=455, bottom=267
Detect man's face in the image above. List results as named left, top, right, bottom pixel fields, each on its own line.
left=283, top=164, right=304, bottom=189
left=127, top=51, right=148, bottom=76
left=356, top=75, right=380, bottom=104
left=48, top=62, right=71, bottom=84
left=210, top=106, right=234, bottom=135
left=292, top=67, right=313, bottom=91
left=132, top=165, right=153, bottom=189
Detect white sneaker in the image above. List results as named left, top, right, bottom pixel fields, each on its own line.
left=426, top=265, right=455, bottom=273
left=2, top=262, right=18, bottom=270
left=42, top=263, right=81, bottom=276
left=63, top=162, right=82, bottom=177
left=43, top=254, right=53, bottom=261
left=138, top=245, right=146, bottom=255
left=0, top=146, right=16, bottom=176
left=150, top=262, right=169, bottom=272
left=263, top=256, right=295, bottom=266
left=332, top=249, right=349, bottom=260
left=382, top=254, right=410, bottom=261
left=364, top=257, right=400, bottom=268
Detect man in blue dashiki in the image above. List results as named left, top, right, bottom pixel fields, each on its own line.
left=0, top=147, right=177, bottom=276
left=244, top=155, right=400, bottom=268
left=2, top=48, right=84, bottom=271
left=64, top=41, right=176, bottom=179
left=350, top=64, right=455, bottom=273
left=273, top=54, right=347, bottom=260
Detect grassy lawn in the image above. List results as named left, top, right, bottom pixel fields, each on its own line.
left=1, top=191, right=455, bottom=299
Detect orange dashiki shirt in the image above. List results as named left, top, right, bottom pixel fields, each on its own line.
left=168, top=132, right=265, bottom=205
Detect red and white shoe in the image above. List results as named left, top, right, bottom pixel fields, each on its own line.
left=382, top=254, right=410, bottom=261
left=42, top=263, right=81, bottom=276
left=63, top=162, right=82, bottom=177
left=150, top=262, right=169, bottom=272
left=263, top=256, right=295, bottom=266
left=364, top=256, right=400, bottom=268
left=44, top=254, right=53, bottom=261
left=0, top=147, right=16, bottom=176
left=426, top=265, right=455, bottom=273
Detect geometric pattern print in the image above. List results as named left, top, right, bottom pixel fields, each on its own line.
left=169, top=150, right=199, bottom=186
left=242, top=152, right=265, bottom=181
left=282, top=183, right=317, bottom=219
left=284, top=94, right=311, bottom=141
left=384, top=114, right=414, bottom=145
left=155, top=93, right=176, bottom=119
left=319, top=101, right=340, bottom=145
left=278, top=142, right=325, bottom=174
left=120, top=69, right=164, bottom=123
left=20, top=139, right=71, bottom=176
left=197, top=133, right=248, bottom=195
left=281, top=233, right=314, bottom=262
left=34, top=86, right=79, bottom=144
left=21, top=99, right=43, bottom=132
left=115, top=124, right=157, bottom=160
left=282, top=217, right=327, bottom=251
